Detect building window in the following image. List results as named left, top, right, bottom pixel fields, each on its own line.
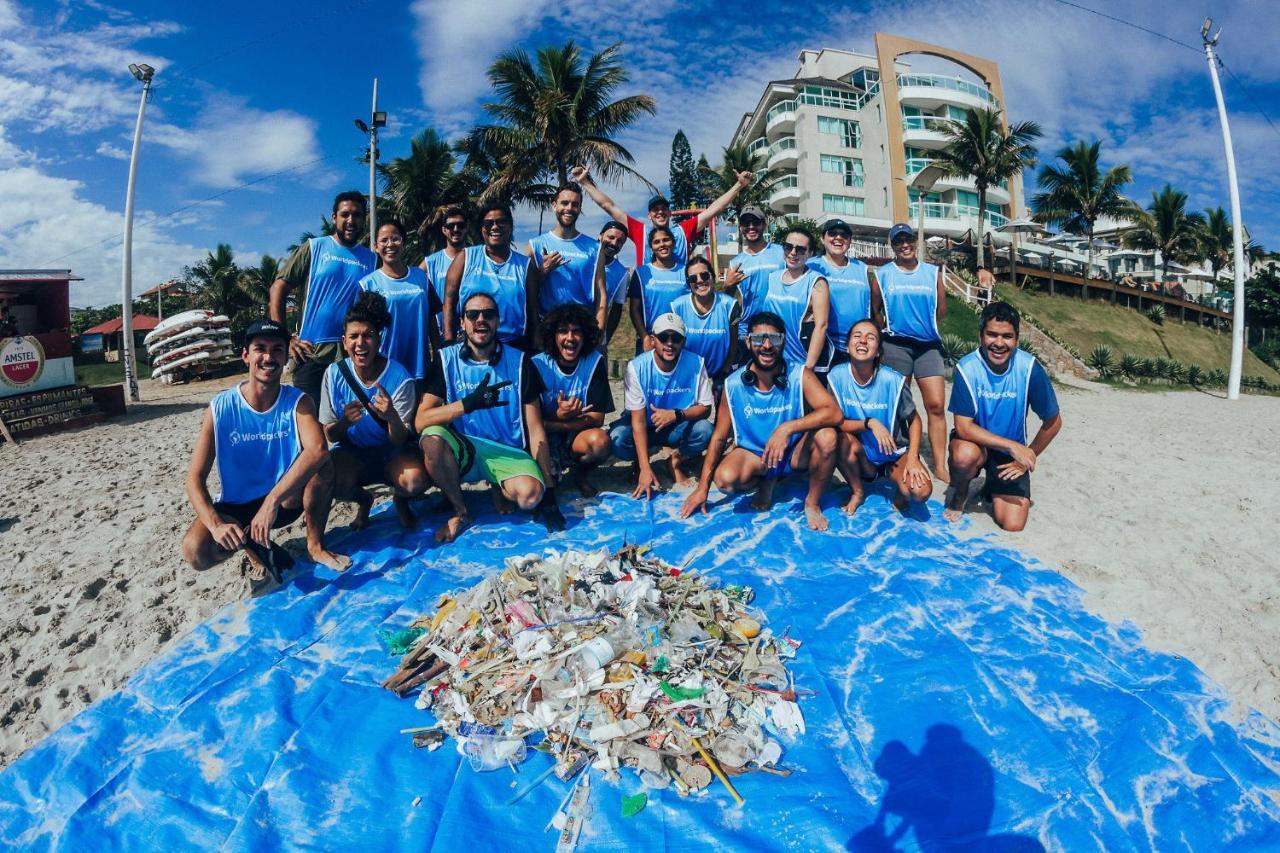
left=882, top=188, right=888, bottom=207
left=822, top=194, right=865, bottom=216
left=817, top=116, right=860, bottom=148
left=821, top=155, right=865, bottom=188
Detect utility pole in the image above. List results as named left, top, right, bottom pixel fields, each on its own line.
left=354, top=79, right=387, bottom=249
left=120, top=62, right=155, bottom=403
left=1202, top=18, right=1247, bottom=400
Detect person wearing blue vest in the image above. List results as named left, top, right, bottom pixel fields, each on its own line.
left=414, top=292, right=562, bottom=543
left=809, top=218, right=882, bottom=355
left=420, top=206, right=469, bottom=337
left=533, top=304, right=614, bottom=497
left=359, top=219, right=438, bottom=390
left=828, top=319, right=931, bottom=515
left=762, top=227, right=831, bottom=370
left=182, top=319, right=348, bottom=587
left=627, top=226, right=688, bottom=346
left=442, top=203, right=535, bottom=347
left=269, top=190, right=378, bottom=406
left=946, top=302, right=1062, bottom=532
left=610, top=313, right=714, bottom=498
left=571, top=164, right=755, bottom=267
left=680, top=311, right=842, bottom=531
left=319, top=292, right=427, bottom=531
left=528, top=183, right=602, bottom=317
left=670, top=255, right=740, bottom=387
left=724, top=205, right=785, bottom=344
left=877, top=222, right=950, bottom=482
left=592, top=220, right=631, bottom=348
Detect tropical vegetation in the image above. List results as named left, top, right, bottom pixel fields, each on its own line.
left=1123, top=184, right=1205, bottom=282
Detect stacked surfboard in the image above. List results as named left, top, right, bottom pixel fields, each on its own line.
left=144, top=310, right=238, bottom=385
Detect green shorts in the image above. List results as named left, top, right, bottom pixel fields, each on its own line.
left=420, top=425, right=543, bottom=487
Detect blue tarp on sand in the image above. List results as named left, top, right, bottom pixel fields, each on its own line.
left=3, top=484, right=1280, bottom=851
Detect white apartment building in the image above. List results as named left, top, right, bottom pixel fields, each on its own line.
left=728, top=33, right=1024, bottom=241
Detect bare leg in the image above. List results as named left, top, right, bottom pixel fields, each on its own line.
left=302, top=458, right=351, bottom=570
left=796, top=428, right=836, bottom=532
left=835, top=434, right=870, bottom=515
left=944, top=438, right=984, bottom=523
left=713, top=448, right=766, bottom=506
left=669, top=450, right=695, bottom=488
left=329, top=447, right=372, bottom=530
left=917, top=375, right=950, bottom=483
left=500, top=474, right=544, bottom=511
left=420, top=434, right=470, bottom=543
left=387, top=447, right=431, bottom=529
left=568, top=427, right=610, bottom=498
left=181, top=516, right=237, bottom=571
left=889, top=455, right=934, bottom=513
left=992, top=495, right=1031, bottom=532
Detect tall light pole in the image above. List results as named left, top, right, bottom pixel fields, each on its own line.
left=1202, top=18, right=1247, bottom=400
left=120, top=62, right=154, bottom=403
left=353, top=78, right=387, bottom=249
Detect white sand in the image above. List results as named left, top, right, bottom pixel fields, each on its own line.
left=1, top=374, right=1277, bottom=769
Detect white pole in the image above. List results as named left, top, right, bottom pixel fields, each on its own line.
left=368, top=77, right=379, bottom=249
left=1204, top=31, right=1246, bottom=400
left=120, top=68, right=153, bottom=403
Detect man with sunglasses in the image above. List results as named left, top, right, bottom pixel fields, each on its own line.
left=415, top=292, right=562, bottom=543
left=269, top=190, right=378, bottom=405
left=571, top=164, right=755, bottom=267
left=442, top=203, right=535, bottom=347
left=421, top=206, right=469, bottom=338
left=592, top=220, right=632, bottom=348
left=808, top=218, right=882, bottom=355
left=610, top=313, right=714, bottom=498
left=724, top=205, right=785, bottom=344
left=529, top=183, right=601, bottom=317
left=680, top=311, right=841, bottom=531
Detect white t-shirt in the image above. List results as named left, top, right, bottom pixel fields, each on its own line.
left=622, top=356, right=714, bottom=411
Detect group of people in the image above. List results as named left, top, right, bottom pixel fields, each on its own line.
left=182, top=181, right=1063, bottom=583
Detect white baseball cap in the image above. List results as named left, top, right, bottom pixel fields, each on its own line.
left=651, top=313, right=686, bottom=337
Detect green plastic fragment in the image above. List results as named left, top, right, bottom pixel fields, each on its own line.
left=621, top=792, right=648, bottom=817
left=652, top=655, right=669, bottom=674
left=659, top=681, right=706, bottom=701
left=378, top=627, right=426, bottom=656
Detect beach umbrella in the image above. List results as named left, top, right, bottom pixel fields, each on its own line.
left=997, top=218, right=1042, bottom=287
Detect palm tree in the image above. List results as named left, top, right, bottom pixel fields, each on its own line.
left=1123, top=185, right=1205, bottom=283
left=702, top=143, right=786, bottom=220
left=186, top=244, right=257, bottom=334
left=286, top=218, right=334, bottom=255
left=933, top=107, right=1042, bottom=269
left=465, top=41, right=657, bottom=204
left=380, top=128, right=476, bottom=263
left=1198, top=207, right=1268, bottom=283
left=238, top=254, right=278, bottom=317
left=1031, top=140, right=1133, bottom=295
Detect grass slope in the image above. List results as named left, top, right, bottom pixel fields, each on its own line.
left=996, top=285, right=1280, bottom=382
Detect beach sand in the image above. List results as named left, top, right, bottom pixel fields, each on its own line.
left=1, top=373, right=1277, bottom=768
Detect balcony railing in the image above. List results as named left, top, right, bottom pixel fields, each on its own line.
left=766, top=99, right=798, bottom=124
left=896, top=74, right=998, bottom=106
left=748, top=137, right=769, bottom=156
left=909, top=201, right=1009, bottom=229
left=902, top=115, right=957, bottom=133
left=770, top=174, right=799, bottom=191
left=769, top=136, right=797, bottom=157
left=904, top=156, right=936, bottom=175
left=796, top=82, right=880, bottom=113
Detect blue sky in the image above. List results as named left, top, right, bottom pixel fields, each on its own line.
left=2, top=0, right=1277, bottom=307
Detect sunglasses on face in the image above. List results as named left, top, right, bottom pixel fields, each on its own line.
left=782, top=242, right=810, bottom=255
left=443, top=221, right=466, bottom=231
left=740, top=218, right=764, bottom=228
left=481, top=219, right=510, bottom=230
left=827, top=231, right=851, bottom=240
left=464, top=308, right=499, bottom=321
left=686, top=270, right=713, bottom=284
left=892, top=238, right=914, bottom=247
left=377, top=235, right=404, bottom=245
left=655, top=332, right=684, bottom=345
left=748, top=331, right=785, bottom=347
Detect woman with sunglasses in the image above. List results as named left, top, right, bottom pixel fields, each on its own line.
left=876, top=223, right=949, bottom=482
left=827, top=319, right=931, bottom=515
left=442, top=202, right=534, bottom=348
left=359, top=219, right=438, bottom=391
left=627, top=225, right=687, bottom=352
left=807, top=218, right=882, bottom=357
left=762, top=227, right=830, bottom=370
left=670, top=255, right=740, bottom=390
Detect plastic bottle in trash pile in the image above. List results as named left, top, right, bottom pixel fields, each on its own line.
left=570, top=624, right=639, bottom=677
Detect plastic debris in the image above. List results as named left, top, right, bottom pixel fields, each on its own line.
left=379, top=626, right=427, bottom=656
left=621, top=792, right=647, bottom=818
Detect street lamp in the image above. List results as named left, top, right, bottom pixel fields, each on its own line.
left=354, top=79, right=387, bottom=249
left=896, top=163, right=947, bottom=257
left=120, top=61, right=155, bottom=403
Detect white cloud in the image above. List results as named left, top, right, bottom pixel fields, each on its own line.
left=95, top=141, right=129, bottom=161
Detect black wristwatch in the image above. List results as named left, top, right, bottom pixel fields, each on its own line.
left=673, top=409, right=686, bottom=424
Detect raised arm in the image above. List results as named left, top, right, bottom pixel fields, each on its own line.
left=695, top=170, right=754, bottom=232
left=570, top=165, right=628, bottom=223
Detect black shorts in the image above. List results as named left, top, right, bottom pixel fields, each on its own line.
left=213, top=497, right=304, bottom=529
left=983, top=450, right=1031, bottom=499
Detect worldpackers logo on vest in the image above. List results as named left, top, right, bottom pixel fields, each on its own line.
left=228, top=428, right=291, bottom=446
left=740, top=401, right=790, bottom=418
left=316, top=249, right=366, bottom=268
left=976, top=388, right=1019, bottom=401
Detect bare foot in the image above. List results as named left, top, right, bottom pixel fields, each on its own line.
left=244, top=551, right=269, bottom=583
left=434, top=514, right=470, bottom=543
left=350, top=490, right=373, bottom=530
left=804, top=502, right=828, bottom=532
left=571, top=469, right=599, bottom=498
left=943, top=485, right=968, bottom=523
left=751, top=479, right=777, bottom=511
left=393, top=496, right=416, bottom=529
left=491, top=487, right=515, bottom=515
left=933, top=465, right=951, bottom=485
left=842, top=491, right=866, bottom=515
left=670, top=455, right=694, bottom=489
left=308, top=546, right=352, bottom=571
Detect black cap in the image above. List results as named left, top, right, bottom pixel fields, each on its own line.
left=739, top=205, right=767, bottom=223
left=647, top=195, right=670, bottom=211
left=243, top=319, right=290, bottom=346
left=600, top=219, right=628, bottom=235
left=823, top=218, right=853, bottom=234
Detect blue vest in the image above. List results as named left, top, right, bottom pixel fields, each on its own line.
left=808, top=255, right=871, bottom=352
left=954, top=348, right=1037, bottom=444
left=532, top=350, right=603, bottom=415
left=439, top=342, right=527, bottom=448
left=878, top=261, right=941, bottom=342
left=633, top=263, right=688, bottom=332
left=731, top=243, right=786, bottom=336
left=210, top=383, right=304, bottom=504
left=670, top=292, right=735, bottom=375
left=630, top=349, right=705, bottom=425
left=322, top=357, right=413, bottom=449
left=297, top=236, right=378, bottom=344
left=359, top=267, right=430, bottom=380
left=762, top=268, right=821, bottom=365
left=459, top=245, right=529, bottom=344
left=529, top=232, right=598, bottom=312
left=423, top=248, right=459, bottom=331
left=724, top=363, right=806, bottom=456
left=643, top=222, right=689, bottom=266
left=827, top=363, right=908, bottom=465
left=601, top=255, right=630, bottom=306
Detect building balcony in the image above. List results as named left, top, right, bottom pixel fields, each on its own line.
left=909, top=201, right=1009, bottom=232
left=901, top=115, right=956, bottom=149
left=767, top=136, right=798, bottom=169
left=765, top=99, right=797, bottom=138
left=903, top=157, right=1011, bottom=203
left=768, top=174, right=801, bottom=208
left=747, top=137, right=769, bottom=158
left=896, top=73, right=998, bottom=112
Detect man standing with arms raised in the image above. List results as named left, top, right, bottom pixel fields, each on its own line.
left=571, top=165, right=755, bottom=266
left=270, top=191, right=378, bottom=404
left=529, top=184, right=601, bottom=316
left=421, top=206, right=469, bottom=336
left=724, top=205, right=785, bottom=345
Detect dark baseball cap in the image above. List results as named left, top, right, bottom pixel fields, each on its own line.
left=600, top=219, right=628, bottom=235
left=888, top=223, right=916, bottom=242
left=243, top=319, right=290, bottom=345
left=823, top=218, right=853, bottom=235
left=647, top=195, right=671, bottom=211
left=738, top=205, right=767, bottom=223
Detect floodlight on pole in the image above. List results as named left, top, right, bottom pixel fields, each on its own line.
left=119, top=61, right=155, bottom=403
left=900, top=163, right=947, bottom=256
left=1201, top=18, right=1247, bottom=400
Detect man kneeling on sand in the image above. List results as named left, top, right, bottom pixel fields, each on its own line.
left=680, top=311, right=841, bottom=531
left=182, top=319, right=349, bottom=585
left=945, top=301, right=1062, bottom=531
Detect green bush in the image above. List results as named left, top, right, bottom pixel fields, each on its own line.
left=1166, top=360, right=1187, bottom=384
left=1145, top=304, right=1166, bottom=325
left=1119, top=353, right=1144, bottom=379
left=1185, top=365, right=1203, bottom=386
left=1087, top=344, right=1116, bottom=377
left=941, top=333, right=969, bottom=366
left=1206, top=368, right=1228, bottom=387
